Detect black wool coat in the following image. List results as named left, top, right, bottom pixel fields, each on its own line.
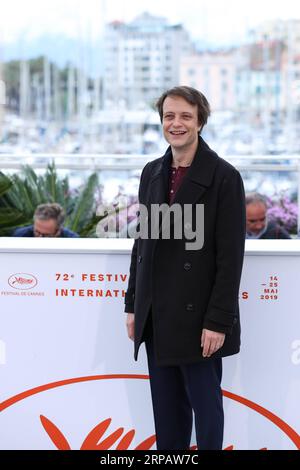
left=125, top=136, right=246, bottom=366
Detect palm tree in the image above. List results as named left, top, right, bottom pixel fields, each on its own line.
left=0, top=163, right=102, bottom=237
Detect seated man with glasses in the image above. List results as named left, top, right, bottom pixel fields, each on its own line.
left=13, top=203, right=79, bottom=238
left=246, top=193, right=290, bottom=239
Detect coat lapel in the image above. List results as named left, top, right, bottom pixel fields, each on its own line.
left=172, top=136, right=219, bottom=205
left=149, top=146, right=172, bottom=205
left=149, top=136, right=219, bottom=206
left=148, top=136, right=220, bottom=234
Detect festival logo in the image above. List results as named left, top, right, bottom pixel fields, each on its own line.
left=8, top=273, right=38, bottom=290
left=1, top=375, right=299, bottom=450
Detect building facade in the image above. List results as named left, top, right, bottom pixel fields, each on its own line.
left=103, top=12, right=194, bottom=109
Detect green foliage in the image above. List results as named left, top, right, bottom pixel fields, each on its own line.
left=0, top=164, right=100, bottom=237
left=0, top=172, right=12, bottom=196
left=3, top=56, right=79, bottom=116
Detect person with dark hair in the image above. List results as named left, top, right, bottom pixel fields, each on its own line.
left=125, top=86, right=246, bottom=450
left=245, top=193, right=290, bottom=239
left=13, top=203, right=79, bottom=238
left=156, top=85, right=211, bottom=133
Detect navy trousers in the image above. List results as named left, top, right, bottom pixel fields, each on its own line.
left=144, top=318, right=224, bottom=450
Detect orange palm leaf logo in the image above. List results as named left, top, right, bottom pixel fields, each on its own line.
left=40, top=415, right=156, bottom=450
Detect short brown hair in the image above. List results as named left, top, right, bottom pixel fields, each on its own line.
left=156, top=86, right=211, bottom=131
left=34, top=203, right=65, bottom=228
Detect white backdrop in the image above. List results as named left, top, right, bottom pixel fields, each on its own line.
left=0, top=239, right=300, bottom=450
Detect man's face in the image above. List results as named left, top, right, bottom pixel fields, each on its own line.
left=33, top=218, right=60, bottom=237
left=162, top=95, right=201, bottom=151
left=246, top=202, right=267, bottom=235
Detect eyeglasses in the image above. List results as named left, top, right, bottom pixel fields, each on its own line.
left=34, top=229, right=60, bottom=238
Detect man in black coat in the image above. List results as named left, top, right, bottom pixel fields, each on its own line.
left=125, top=86, right=246, bottom=450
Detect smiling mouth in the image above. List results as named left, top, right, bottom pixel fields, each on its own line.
left=170, top=131, right=187, bottom=135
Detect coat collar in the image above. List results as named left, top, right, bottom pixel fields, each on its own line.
left=150, top=136, right=219, bottom=205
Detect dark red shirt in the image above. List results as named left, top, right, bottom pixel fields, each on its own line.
left=169, top=166, right=190, bottom=204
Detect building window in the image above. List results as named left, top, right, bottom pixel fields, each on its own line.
left=222, top=82, right=228, bottom=91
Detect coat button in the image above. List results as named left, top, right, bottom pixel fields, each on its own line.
left=186, top=303, right=194, bottom=311
left=138, top=256, right=142, bottom=263
left=184, top=262, right=192, bottom=271
left=233, top=317, right=238, bottom=324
